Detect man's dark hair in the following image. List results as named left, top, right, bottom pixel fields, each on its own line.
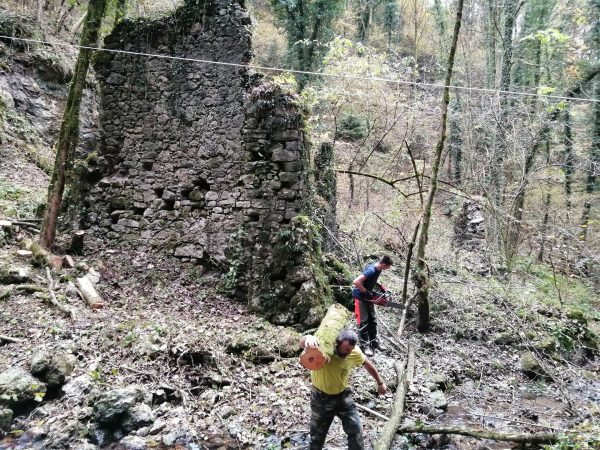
left=380, top=255, right=393, bottom=265
left=336, top=329, right=358, bottom=345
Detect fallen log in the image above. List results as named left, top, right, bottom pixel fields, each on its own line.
left=374, top=343, right=415, bottom=450
left=396, top=425, right=558, bottom=445
left=299, top=303, right=352, bottom=370
left=21, top=239, right=52, bottom=267
left=46, top=268, right=75, bottom=319
left=356, top=403, right=390, bottom=421
left=14, top=284, right=47, bottom=293
left=10, top=221, right=41, bottom=231
left=76, top=275, right=104, bottom=309
left=0, top=334, right=23, bottom=344
left=1, top=284, right=50, bottom=301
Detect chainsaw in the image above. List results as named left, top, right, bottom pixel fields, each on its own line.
left=364, top=290, right=405, bottom=310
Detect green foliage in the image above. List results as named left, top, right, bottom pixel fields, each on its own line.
left=382, top=0, right=400, bottom=46
left=543, top=421, right=600, bottom=450
left=513, top=257, right=600, bottom=321
left=218, top=228, right=247, bottom=294
left=0, top=180, right=44, bottom=219
left=271, top=0, right=346, bottom=89
left=335, top=110, right=369, bottom=141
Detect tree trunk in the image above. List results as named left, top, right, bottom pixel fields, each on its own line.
left=358, top=0, right=373, bottom=43
left=36, top=0, right=44, bottom=25
left=448, top=96, right=462, bottom=184
left=563, top=108, right=575, bottom=210
left=506, top=122, right=548, bottom=262
left=537, top=193, right=551, bottom=261
left=299, top=303, right=352, bottom=370
left=414, top=0, right=464, bottom=332
left=39, top=0, right=108, bottom=249
left=374, top=344, right=415, bottom=450
left=580, top=77, right=599, bottom=240
left=489, top=0, right=517, bottom=254
left=69, top=230, right=85, bottom=255
left=484, top=0, right=497, bottom=88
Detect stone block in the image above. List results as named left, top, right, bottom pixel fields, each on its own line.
left=118, top=218, right=141, bottom=228
left=282, top=161, right=302, bottom=172
left=279, top=189, right=297, bottom=200
left=279, top=172, right=298, bottom=184
left=272, top=149, right=297, bottom=162
left=272, top=130, right=299, bottom=141
left=205, top=191, right=219, bottom=201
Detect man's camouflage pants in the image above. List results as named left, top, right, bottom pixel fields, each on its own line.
left=309, top=387, right=364, bottom=450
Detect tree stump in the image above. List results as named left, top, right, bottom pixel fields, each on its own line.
left=300, top=303, right=352, bottom=370
left=70, top=230, right=85, bottom=255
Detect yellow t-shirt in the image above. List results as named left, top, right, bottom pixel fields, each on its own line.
left=311, top=347, right=366, bottom=395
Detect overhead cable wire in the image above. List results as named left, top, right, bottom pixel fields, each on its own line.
left=1, top=35, right=599, bottom=104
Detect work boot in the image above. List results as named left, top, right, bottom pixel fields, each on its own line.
left=371, top=340, right=386, bottom=352
left=362, top=346, right=374, bottom=357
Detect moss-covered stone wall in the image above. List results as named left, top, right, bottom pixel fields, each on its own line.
left=81, top=0, right=338, bottom=326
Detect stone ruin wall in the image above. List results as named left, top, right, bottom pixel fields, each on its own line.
left=83, top=0, right=310, bottom=268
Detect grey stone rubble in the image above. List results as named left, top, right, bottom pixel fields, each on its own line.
left=30, top=349, right=77, bottom=388
left=0, top=366, right=47, bottom=405
left=454, top=199, right=486, bottom=250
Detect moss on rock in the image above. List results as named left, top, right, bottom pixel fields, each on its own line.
left=247, top=215, right=333, bottom=328
left=322, top=253, right=354, bottom=310
left=226, top=320, right=301, bottom=362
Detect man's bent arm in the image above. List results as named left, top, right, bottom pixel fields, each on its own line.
left=353, top=274, right=368, bottom=292
left=363, top=359, right=387, bottom=394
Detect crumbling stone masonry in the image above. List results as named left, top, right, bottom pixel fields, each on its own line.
left=82, top=0, right=333, bottom=326
left=453, top=199, right=486, bottom=250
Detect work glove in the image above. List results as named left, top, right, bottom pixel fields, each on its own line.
left=363, top=290, right=374, bottom=300
left=303, top=335, right=319, bottom=348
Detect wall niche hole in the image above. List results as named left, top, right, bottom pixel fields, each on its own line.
left=194, top=177, right=210, bottom=190
left=162, top=199, right=175, bottom=211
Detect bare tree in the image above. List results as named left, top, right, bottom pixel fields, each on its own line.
left=414, top=0, right=464, bottom=332
left=39, top=0, right=108, bottom=249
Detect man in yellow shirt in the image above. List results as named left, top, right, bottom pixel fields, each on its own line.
left=300, top=329, right=388, bottom=450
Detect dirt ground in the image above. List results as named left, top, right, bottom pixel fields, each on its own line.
left=1, top=232, right=598, bottom=449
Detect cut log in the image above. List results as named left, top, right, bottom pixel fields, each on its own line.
left=70, top=230, right=85, bottom=255
left=50, top=255, right=64, bottom=270
left=374, top=343, right=415, bottom=450
left=300, top=303, right=352, bottom=370
left=63, top=255, right=75, bottom=268
left=396, top=425, right=558, bottom=444
left=16, top=250, right=33, bottom=258
left=76, top=275, right=104, bottom=309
